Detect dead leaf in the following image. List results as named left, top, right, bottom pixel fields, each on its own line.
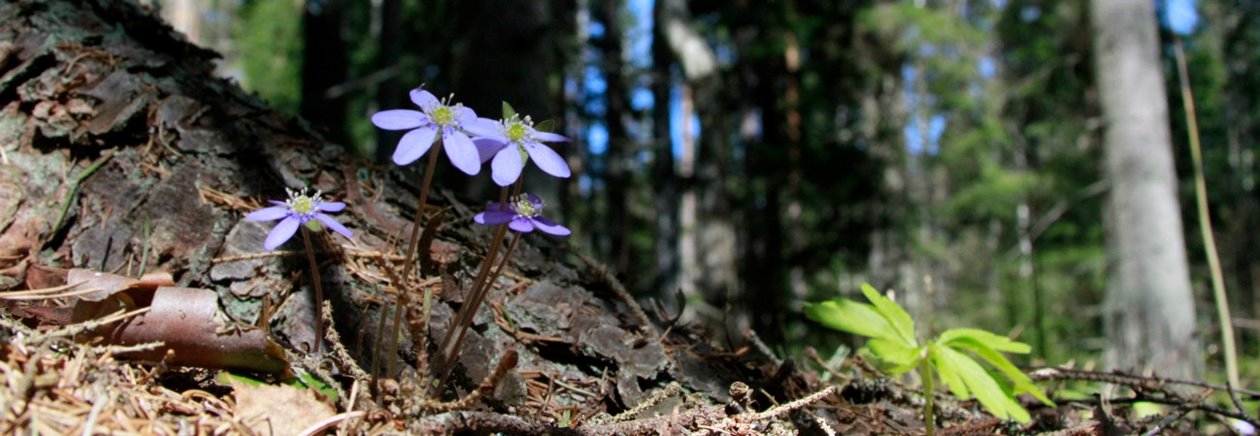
left=232, top=379, right=336, bottom=436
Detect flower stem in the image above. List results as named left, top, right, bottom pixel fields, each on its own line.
left=383, top=141, right=442, bottom=379
left=487, top=232, right=522, bottom=295
left=300, top=226, right=324, bottom=354
left=401, top=141, right=444, bottom=279
left=921, top=359, right=935, bottom=436
left=432, top=186, right=512, bottom=388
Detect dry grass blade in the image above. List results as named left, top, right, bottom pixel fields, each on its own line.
left=0, top=287, right=102, bottom=301
left=297, top=411, right=366, bottom=436
left=0, top=281, right=87, bottom=299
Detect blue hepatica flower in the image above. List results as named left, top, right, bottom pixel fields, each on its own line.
left=245, top=188, right=353, bottom=250
left=371, top=89, right=504, bottom=174
left=473, top=115, right=571, bottom=186
left=473, top=193, right=571, bottom=236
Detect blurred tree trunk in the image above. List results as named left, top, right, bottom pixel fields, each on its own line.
left=450, top=0, right=563, bottom=200
left=301, top=0, right=349, bottom=144
left=651, top=0, right=681, bottom=303
left=373, top=0, right=402, bottom=163
left=740, top=15, right=788, bottom=343
left=596, top=0, right=632, bottom=277
left=657, top=0, right=732, bottom=327
left=1091, top=0, right=1200, bottom=378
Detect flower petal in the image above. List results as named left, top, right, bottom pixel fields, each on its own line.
left=268, top=200, right=287, bottom=206
left=474, top=138, right=508, bottom=163
left=532, top=216, right=571, bottom=236
left=463, top=117, right=507, bottom=142
left=245, top=206, right=290, bottom=222
left=392, top=126, right=438, bottom=166
left=524, top=142, right=571, bottom=178
left=315, top=213, right=353, bottom=239
left=509, top=217, right=535, bottom=233
left=474, top=210, right=516, bottom=225
left=264, top=216, right=301, bottom=251
left=453, top=106, right=478, bottom=123
left=410, top=89, right=440, bottom=112
left=533, top=131, right=569, bottom=142
left=318, top=201, right=346, bottom=213
left=371, top=110, right=425, bottom=130
left=442, top=130, right=481, bottom=175
left=491, top=145, right=524, bottom=186
left=524, top=193, right=543, bottom=208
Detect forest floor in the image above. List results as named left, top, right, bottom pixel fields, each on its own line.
left=3, top=298, right=1255, bottom=435
left=0, top=0, right=1257, bottom=434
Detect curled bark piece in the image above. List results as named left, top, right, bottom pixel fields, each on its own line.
left=93, top=287, right=288, bottom=374
left=66, top=268, right=174, bottom=302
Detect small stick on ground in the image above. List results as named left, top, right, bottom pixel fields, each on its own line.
left=613, top=382, right=682, bottom=423
left=738, top=384, right=837, bottom=423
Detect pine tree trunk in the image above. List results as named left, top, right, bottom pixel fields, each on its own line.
left=0, top=0, right=749, bottom=413
left=1090, top=0, right=1201, bottom=378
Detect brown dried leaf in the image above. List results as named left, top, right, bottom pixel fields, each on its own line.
left=232, top=380, right=336, bottom=435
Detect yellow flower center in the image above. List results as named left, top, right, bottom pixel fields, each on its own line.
left=286, top=187, right=323, bottom=216
left=506, top=123, right=528, bottom=142
left=291, top=196, right=314, bottom=214
left=513, top=196, right=538, bottom=217
left=431, top=106, right=453, bottom=126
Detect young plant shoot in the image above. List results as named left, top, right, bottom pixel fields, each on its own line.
left=245, top=187, right=353, bottom=353
left=805, top=284, right=1053, bottom=434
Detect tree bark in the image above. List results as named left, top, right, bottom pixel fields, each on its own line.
left=1090, top=0, right=1200, bottom=378
left=0, top=0, right=754, bottom=418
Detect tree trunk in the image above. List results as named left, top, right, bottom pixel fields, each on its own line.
left=0, top=0, right=756, bottom=419
left=372, top=0, right=402, bottom=163
left=651, top=0, right=681, bottom=304
left=595, top=0, right=633, bottom=278
left=301, top=0, right=349, bottom=144
left=1090, top=0, right=1201, bottom=378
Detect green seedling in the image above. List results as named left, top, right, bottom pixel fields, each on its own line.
left=805, top=283, right=1053, bottom=434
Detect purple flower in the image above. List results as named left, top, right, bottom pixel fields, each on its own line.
left=370, top=89, right=504, bottom=175
left=245, top=188, right=354, bottom=250
left=473, top=115, right=571, bottom=186
left=473, top=193, right=570, bottom=236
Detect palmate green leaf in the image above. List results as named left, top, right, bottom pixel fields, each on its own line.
left=804, top=298, right=901, bottom=343
left=867, top=338, right=923, bottom=375
left=934, top=346, right=1031, bottom=423
left=944, top=337, right=1054, bottom=406
left=929, top=343, right=969, bottom=400
left=859, top=283, right=918, bottom=347
left=502, top=101, right=517, bottom=119
left=937, top=328, right=1029, bottom=353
